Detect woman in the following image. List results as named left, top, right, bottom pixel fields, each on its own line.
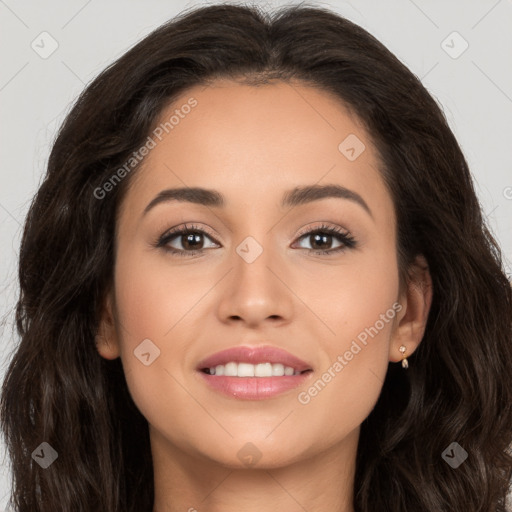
left=1, top=2, right=511, bottom=511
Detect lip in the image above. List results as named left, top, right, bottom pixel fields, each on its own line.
left=196, top=345, right=312, bottom=373
left=195, top=345, right=313, bottom=401
left=197, top=371, right=313, bottom=400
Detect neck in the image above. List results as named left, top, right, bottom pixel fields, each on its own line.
left=151, top=426, right=359, bottom=512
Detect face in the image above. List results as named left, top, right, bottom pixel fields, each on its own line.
left=97, top=79, right=422, bottom=469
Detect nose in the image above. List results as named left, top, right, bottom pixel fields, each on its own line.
left=215, top=238, right=295, bottom=328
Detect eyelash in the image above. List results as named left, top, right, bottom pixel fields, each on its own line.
left=155, top=222, right=357, bottom=257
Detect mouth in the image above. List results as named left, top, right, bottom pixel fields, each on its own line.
left=200, top=363, right=313, bottom=377
left=195, top=345, right=313, bottom=400
left=196, top=344, right=313, bottom=375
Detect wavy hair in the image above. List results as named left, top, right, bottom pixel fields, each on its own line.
left=1, top=2, right=511, bottom=511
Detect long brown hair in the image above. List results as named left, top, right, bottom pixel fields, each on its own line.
left=1, top=2, right=511, bottom=510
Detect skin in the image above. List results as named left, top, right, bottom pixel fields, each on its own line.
left=96, top=79, right=433, bottom=512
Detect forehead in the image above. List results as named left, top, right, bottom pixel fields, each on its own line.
left=121, top=79, right=392, bottom=221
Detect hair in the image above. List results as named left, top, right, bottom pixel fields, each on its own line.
left=1, top=2, right=511, bottom=511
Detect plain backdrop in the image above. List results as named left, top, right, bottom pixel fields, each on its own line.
left=0, top=0, right=511, bottom=509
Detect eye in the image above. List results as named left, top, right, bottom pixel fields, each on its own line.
left=292, top=223, right=357, bottom=255
left=155, top=222, right=357, bottom=257
left=156, top=223, right=219, bottom=257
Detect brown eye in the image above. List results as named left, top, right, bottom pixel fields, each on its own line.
left=293, top=224, right=357, bottom=255
left=156, top=223, right=220, bottom=256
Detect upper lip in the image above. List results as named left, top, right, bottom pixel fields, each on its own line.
left=196, top=345, right=313, bottom=372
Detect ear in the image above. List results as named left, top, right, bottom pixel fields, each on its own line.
left=95, top=288, right=121, bottom=360
left=389, top=254, right=433, bottom=363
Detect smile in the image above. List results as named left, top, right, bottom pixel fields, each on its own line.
left=201, top=362, right=312, bottom=377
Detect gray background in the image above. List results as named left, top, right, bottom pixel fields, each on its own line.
left=0, top=0, right=511, bottom=509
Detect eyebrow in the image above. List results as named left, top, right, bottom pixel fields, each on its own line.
left=142, top=183, right=373, bottom=219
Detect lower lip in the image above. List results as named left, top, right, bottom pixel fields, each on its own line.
left=197, top=370, right=313, bottom=400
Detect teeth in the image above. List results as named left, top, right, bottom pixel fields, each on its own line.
left=206, top=362, right=303, bottom=377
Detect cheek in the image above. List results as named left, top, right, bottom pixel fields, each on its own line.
left=306, top=233, right=399, bottom=359
left=111, top=247, right=212, bottom=419
left=295, top=249, right=399, bottom=441
left=112, top=246, right=200, bottom=347
left=294, top=317, right=394, bottom=454
left=111, top=252, right=191, bottom=434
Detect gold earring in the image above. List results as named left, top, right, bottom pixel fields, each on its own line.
left=399, top=345, right=409, bottom=369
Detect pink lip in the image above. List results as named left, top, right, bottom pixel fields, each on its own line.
left=196, top=345, right=312, bottom=372
left=197, top=372, right=313, bottom=400
left=195, top=345, right=313, bottom=401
